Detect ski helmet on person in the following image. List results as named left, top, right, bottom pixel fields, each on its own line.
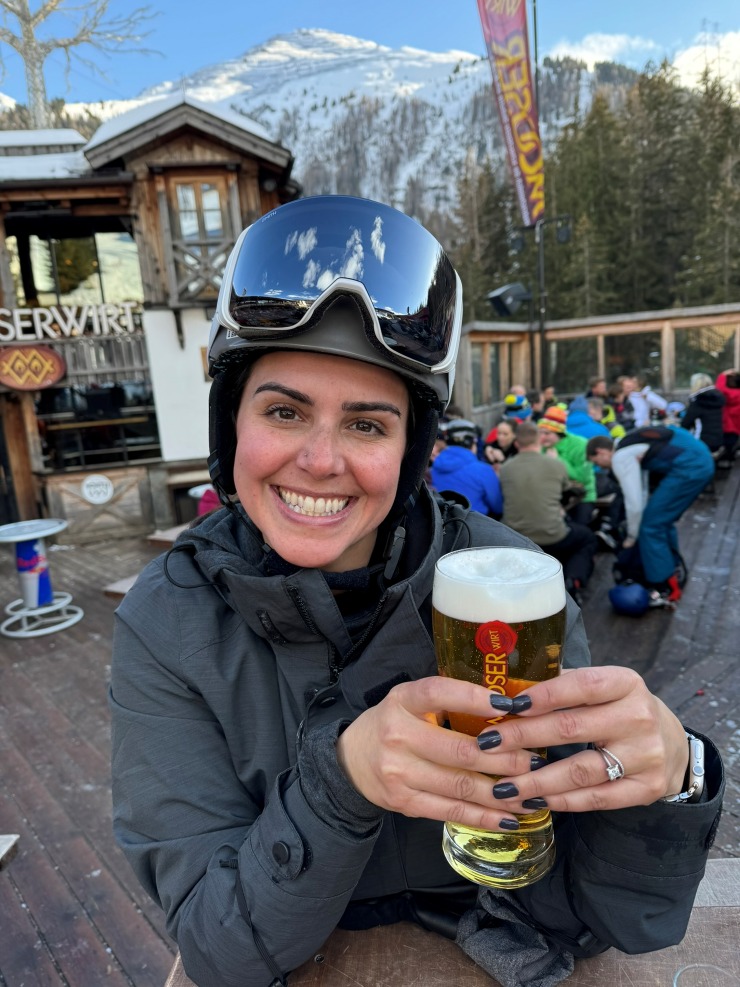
left=207, top=195, right=463, bottom=517
left=441, top=419, right=479, bottom=448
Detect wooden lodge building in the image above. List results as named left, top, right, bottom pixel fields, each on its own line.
left=1, top=100, right=739, bottom=537
left=457, top=303, right=740, bottom=435
left=0, top=95, right=298, bottom=537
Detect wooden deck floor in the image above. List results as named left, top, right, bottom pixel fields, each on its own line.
left=0, top=465, right=738, bottom=985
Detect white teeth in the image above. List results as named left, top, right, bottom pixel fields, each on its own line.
left=279, top=489, right=348, bottom=517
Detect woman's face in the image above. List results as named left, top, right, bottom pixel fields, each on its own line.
left=496, top=422, right=515, bottom=448
left=233, top=350, right=409, bottom=572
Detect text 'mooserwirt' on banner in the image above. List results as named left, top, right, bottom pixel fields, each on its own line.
left=477, top=0, right=545, bottom=226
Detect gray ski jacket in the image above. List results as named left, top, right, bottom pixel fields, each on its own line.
left=110, top=487, right=723, bottom=986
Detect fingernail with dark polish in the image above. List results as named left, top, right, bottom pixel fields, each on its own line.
left=512, top=695, right=532, bottom=713
left=477, top=730, right=502, bottom=751
left=499, top=818, right=520, bottom=831
left=530, top=755, right=548, bottom=771
left=522, top=797, right=548, bottom=810
left=489, top=693, right=514, bottom=713
left=493, top=782, right=519, bottom=799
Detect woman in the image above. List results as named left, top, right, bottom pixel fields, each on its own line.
left=110, top=196, right=722, bottom=987
left=483, top=418, right=518, bottom=467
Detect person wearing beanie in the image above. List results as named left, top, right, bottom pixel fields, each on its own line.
left=566, top=395, right=611, bottom=440
left=501, top=392, right=533, bottom=422
left=538, top=407, right=597, bottom=526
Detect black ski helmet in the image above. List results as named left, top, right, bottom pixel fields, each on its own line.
left=207, top=195, right=463, bottom=519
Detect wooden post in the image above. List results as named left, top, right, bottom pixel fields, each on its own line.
left=0, top=213, right=17, bottom=307
left=0, top=392, right=40, bottom=520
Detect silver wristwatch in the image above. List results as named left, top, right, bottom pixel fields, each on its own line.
left=659, top=732, right=705, bottom=804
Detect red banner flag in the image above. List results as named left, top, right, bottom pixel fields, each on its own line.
left=477, top=0, right=544, bottom=225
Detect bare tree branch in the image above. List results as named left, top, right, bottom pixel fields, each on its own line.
left=0, top=0, right=158, bottom=126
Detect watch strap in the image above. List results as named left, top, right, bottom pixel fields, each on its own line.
left=659, top=732, right=705, bottom=804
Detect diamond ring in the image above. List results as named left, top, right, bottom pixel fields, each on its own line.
left=595, top=746, right=625, bottom=782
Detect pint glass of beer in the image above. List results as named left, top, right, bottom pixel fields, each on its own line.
left=432, top=546, right=566, bottom=889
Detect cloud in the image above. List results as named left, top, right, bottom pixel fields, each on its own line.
left=547, top=33, right=660, bottom=70
left=546, top=29, right=740, bottom=90
left=672, top=31, right=740, bottom=88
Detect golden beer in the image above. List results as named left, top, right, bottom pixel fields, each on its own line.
left=432, top=546, right=566, bottom=889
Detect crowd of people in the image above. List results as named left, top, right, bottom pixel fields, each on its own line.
left=430, top=369, right=740, bottom=608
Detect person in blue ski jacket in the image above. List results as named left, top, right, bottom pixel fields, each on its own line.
left=567, top=395, right=611, bottom=440
left=586, top=426, right=715, bottom=604
left=431, top=419, right=503, bottom=516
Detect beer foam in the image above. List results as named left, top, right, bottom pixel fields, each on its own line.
left=433, top=547, right=565, bottom=623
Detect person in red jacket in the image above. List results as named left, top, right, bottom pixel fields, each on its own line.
left=716, top=369, right=740, bottom=466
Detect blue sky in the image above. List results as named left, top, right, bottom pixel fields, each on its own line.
left=2, top=0, right=738, bottom=104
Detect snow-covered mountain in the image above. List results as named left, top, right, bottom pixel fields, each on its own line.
left=141, top=29, right=501, bottom=217
left=9, top=30, right=613, bottom=220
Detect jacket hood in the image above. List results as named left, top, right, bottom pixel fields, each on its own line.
left=432, top=445, right=475, bottom=478
left=569, top=395, right=589, bottom=414
left=689, top=386, right=725, bottom=408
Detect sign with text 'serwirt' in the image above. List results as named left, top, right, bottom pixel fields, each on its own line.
left=0, top=302, right=140, bottom=344
left=477, top=0, right=544, bottom=226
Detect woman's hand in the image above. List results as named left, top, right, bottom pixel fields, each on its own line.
left=478, top=666, right=689, bottom=814
left=336, top=667, right=690, bottom=828
left=336, top=677, right=545, bottom=833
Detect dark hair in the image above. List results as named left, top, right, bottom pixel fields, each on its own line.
left=586, top=435, right=614, bottom=458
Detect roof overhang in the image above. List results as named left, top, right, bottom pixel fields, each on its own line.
left=84, top=101, right=293, bottom=173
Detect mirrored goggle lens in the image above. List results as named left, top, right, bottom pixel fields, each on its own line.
left=226, top=196, right=458, bottom=368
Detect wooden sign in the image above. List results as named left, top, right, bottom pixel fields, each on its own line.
left=0, top=345, right=66, bottom=390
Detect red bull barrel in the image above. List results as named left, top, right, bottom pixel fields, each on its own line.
left=15, top=537, right=54, bottom=609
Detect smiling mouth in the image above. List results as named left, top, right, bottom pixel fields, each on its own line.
left=279, top=488, right=349, bottom=517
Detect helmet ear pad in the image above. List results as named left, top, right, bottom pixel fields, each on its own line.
left=208, top=365, right=245, bottom=498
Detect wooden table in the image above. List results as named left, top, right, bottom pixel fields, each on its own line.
left=165, top=857, right=740, bottom=986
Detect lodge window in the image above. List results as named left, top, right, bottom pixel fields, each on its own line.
left=674, top=325, right=736, bottom=387
left=604, top=333, right=662, bottom=388
left=546, top=337, right=599, bottom=393
left=7, top=232, right=144, bottom=309
left=35, top=335, right=160, bottom=473
left=166, top=176, right=232, bottom=301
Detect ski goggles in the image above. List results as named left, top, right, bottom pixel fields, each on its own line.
left=214, top=195, right=462, bottom=375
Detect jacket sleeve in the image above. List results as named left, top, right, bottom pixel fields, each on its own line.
left=612, top=445, right=649, bottom=538
left=508, top=731, right=724, bottom=956
left=681, top=403, right=699, bottom=433
left=481, top=464, right=504, bottom=516
left=110, top=568, right=385, bottom=987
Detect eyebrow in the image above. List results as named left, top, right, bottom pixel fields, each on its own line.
left=253, top=383, right=402, bottom=418
left=254, top=382, right=310, bottom=403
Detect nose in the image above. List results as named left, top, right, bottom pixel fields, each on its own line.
left=296, top=425, right=344, bottom=476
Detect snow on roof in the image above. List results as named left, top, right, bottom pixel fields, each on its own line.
left=84, top=91, right=273, bottom=152
left=0, top=129, right=86, bottom=148
left=0, top=151, right=91, bottom=181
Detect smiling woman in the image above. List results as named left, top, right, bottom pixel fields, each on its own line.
left=233, top=348, right=409, bottom=572
left=109, top=195, right=723, bottom=987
